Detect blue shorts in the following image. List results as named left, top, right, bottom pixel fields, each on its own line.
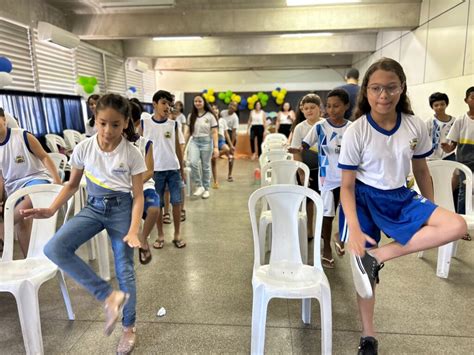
left=143, top=188, right=160, bottom=219
left=218, top=137, right=226, bottom=150
left=154, top=170, right=182, bottom=207
left=339, top=180, right=437, bottom=246
left=16, top=179, right=51, bottom=206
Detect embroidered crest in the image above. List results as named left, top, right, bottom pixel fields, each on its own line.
left=165, top=131, right=172, bottom=138
left=409, top=138, right=418, bottom=150
left=15, top=155, right=25, bottom=163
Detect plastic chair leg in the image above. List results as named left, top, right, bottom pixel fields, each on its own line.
left=258, top=218, right=270, bottom=264
left=184, top=167, right=192, bottom=197
left=15, top=282, right=43, bottom=355
left=86, top=239, right=97, bottom=261
left=96, top=232, right=111, bottom=281
left=298, top=218, right=308, bottom=264
left=452, top=240, right=459, bottom=258
left=302, top=298, right=311, bottom=324
left=436, top=242, right=454, bottom=278
left=320, top=285, right=333, bottom=355
left=57, top=271, right=75, bottom=320
left=251, top=288, right=269, bottom=355
left=417, top=251, right=424, bottom=258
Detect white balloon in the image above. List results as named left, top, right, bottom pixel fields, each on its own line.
left=75, top=84, right=87, bottom=98
left=0, top=72, right=13, bottom=88
left=125, top=89, right=137, bottom=99
left=93, top=85, right=101, bottom=95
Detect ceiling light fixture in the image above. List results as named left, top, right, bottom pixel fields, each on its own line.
left=153, top=36, right=202, bottom=41
left=280, top=32, right=333, bottom=38
left=287, top=0, right=361, bottom=6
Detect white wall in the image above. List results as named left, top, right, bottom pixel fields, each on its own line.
left=352, top=0, right=472, bottom=119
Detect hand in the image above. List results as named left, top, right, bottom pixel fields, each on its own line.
left=440, top=142, right=453, bottom=153
left=288, top=146, right=302, bottom=154
left=180, top=170, right=185, bottom=182
left=20, top=207, right=55, bottom=219
left=123, top=233, right=141, bottom=248
left=213, top=147, right=219, bottom=159
left=230, top=146, right=235, bottom=153
left=348, top=229, right=377, bottom=256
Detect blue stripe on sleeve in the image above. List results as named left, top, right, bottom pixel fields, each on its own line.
left=338, top=163, right=358, bottom=170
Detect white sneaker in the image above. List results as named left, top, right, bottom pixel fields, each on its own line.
left=193, top=186, right=205, bottom=196
left=202, top=190, right=210, bottom=199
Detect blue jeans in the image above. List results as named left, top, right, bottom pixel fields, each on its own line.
left=44, top=193, right=136, bottom=327
left=189, top=136, right=213, bottom=190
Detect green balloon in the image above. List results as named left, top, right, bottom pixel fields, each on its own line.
left=88, top=77, right=97, bottom=86
left=83, top=84, right=94, bottom=94
left=218, top=92, right=225, bottom=100
left=226, top=90, right=232, bottom=97
left=262, top=94, right=269, bottom=101
left=224, top=97, right=231, bottom=104
left=78, top=76, right=88, bottom=86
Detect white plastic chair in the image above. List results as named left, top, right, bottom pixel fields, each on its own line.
left=249, top=185, right=331, bottom=355
left=259, top=150, right=292, bottom=170
left=48, top=152, right=68, bottom=182
left=45, top=134, right=68, bottom=154
left=259, top=160, right=310, bottom=263
left=263, top=133, right=287, bottom=144
left=0, top=184, right=75, bottom=355
left=63, top=129, right=84, bottom=151
left=182, top=137, right=193, bottom=197
left=417, top=160, right=473, bottom=278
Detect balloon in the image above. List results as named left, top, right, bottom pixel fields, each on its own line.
left=277, top=92, right=285, bottom=100
left=281, top=88, right=287, bottom=95
left=252, top=94, right=258, bottom=101
left=234, top=95, right=241, bottom=103
left=203, top=89, right=208, bottom=93
left=248, top=103, right=255, bottom=110
left=261, top=100, right=267, bottom=107
left=257, top=92, right=264, bottom=99
left=83, top=84, right=95, bottom=94
left=276, top=98, right=284, bottom=105
left=238, top=103, right=246, bottom=110
left=218, top=92, right=225, bottom=100
left=77, top=76, right=88, bottom=86
left=272, top=90, right=278, bottom=97
left=88, top=77, right=98, bottom=86
left=241, top=98, right=248, bottom=106
left=128, top=86, right=137, bottom=93
left=208, top=95, right=215, bottom=103
left=262, top=94, right=269, bottom=101
left=226, top=90, right=232, bottom=97
left=0, top=57, right=13, bottom=73
left=75, top=84, right=87, bottom=98
left=224, top=97, right=231, bottom=104
left=276, top=87, right=281, bottom=91
left=0, top=72, right=12, bottom=88
left=208, top=89, right=214, bottom=95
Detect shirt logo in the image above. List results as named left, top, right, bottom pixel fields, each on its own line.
left=164, top=131, right=172, bottom=138
left=409, top=138, right=418, bottom=151
left=15, top=155, right=25, bottom=163
left=205, top=118, right=209, bottom=123
left=112, top=163, right=128, bottom=174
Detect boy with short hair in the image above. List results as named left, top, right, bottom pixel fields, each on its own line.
left=140, top=91, right=186, bottom=249
left=426, top=92, right=456, bottom=161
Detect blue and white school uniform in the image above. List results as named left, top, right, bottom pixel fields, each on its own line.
left=303, top=119, right=351, bottom=216
left=338, top=112, right=437, bottom=245
left=0, top=128, right=52, bottom=196
left=426, top=115, right=455, bottom=160
left=44, top=135, right=146, bottom=327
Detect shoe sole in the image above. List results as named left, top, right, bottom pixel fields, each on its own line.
left=350, top=254, right=373, bottom=299
left=105, top=293, right=130, bottom=336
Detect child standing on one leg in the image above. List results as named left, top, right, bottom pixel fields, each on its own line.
left=338, top=58, right=467, bottom=354
left=130, top=101, right=159, bottom=264
left=300, top=89, right=351, bottom=268
left=141, top=90, right=186, bottom=249
left=21, top=94, right=146, bottom=354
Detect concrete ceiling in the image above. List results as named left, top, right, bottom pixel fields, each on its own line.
left=44, top=0, right=422, bottom=71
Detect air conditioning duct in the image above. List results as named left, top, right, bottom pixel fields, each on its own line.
left=127, top=59, right=150, bottom=73
left=37, top=22, right=80, bottom=49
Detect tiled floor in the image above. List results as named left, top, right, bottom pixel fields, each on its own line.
left=1, top=159, right=473, bottom=354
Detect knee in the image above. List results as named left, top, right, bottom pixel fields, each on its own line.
left=454, top=214, right=468, bottom=238
left=146, top=206, right=159, bottom=219
left=43, top=238, right=61, bottom=263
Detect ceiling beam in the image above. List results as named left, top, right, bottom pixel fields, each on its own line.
left=122, top=34, right=376, bottom=58
left=72, top=3, right=420, bottom=39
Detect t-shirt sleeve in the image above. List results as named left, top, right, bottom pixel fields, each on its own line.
left=446, top=118, right=461, bottom=142
left=69, top=141, right=85, bottom=169
left=178, top=127, right=185, bottom=145
left=290, top=125, right=302, bottom=148
left=302, top=125, right=318, bottom=149
left=210, top=114, right=218, bottom=128
left=413, top=117, right=434, bottom=158
left=233, top=115, right=239, bottom=128
left=338, top=125, right=360, bottom=170
left=129, top=145, right=147, bottom=175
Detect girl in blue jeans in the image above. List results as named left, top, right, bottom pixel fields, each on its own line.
left=21, top=94, right=146, bottom=355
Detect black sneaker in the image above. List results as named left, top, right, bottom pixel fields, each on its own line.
left=358, top=336, right=378, bottom=355
left=360, top=252, right=384, bottom=289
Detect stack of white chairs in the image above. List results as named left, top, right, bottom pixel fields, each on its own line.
left=45, top=134, right=68, bottom=155
left=417, top=160, right=474, bottom=278
left=182, top=137, right=193, bottom=196
left=249, top=185, right=332, bottom=355
left=63, top=129, right=84, bottom=152
left=0, top=184, right=75, bottom=355
left=48, top=152, right=68, bottom=182
left=259, top=160, right=310, bottom=263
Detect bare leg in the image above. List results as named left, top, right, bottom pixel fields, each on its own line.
left=172, top=203, right=182, bottom=241
left=141, top=207, right=159, bottom=248
left=156, top=209, right=165, bottom=242
left=211, top=157, right=217, bottom=185
left=358, top=292, right=377, bottom=337
left=228, top=155, right=234, bottom=180
left=306, top=200, right=314, bottom=239
left=163, top=191, right=171, bottom=216
left=14, top=198, right=33, bottom=257
left=322, top=216, right=334, bottom=260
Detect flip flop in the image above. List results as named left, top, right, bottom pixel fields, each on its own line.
left=227, top=176, right=234, bottom=182
left=335, top=241, right=345, bottom=257
left=139, top=247, right=152, bottom=265
left=172, top=239, right=186, bottom=248
left=163, top=213, right=172, bottom=224
left=152, top=239, right=165, bottom=249
left=180, top=209, right=186, bottom=222
left=462, top=233, right=472, bottom=241
left=322, top=257, right=335, bottom=269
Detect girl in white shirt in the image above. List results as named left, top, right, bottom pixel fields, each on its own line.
left=85, top=94, right=100, bottom=137
left=276, top=102, right=296, bottom=138
left=247, top=101, right=267, bottom=160
left=22, top=94, right=146, bottom=354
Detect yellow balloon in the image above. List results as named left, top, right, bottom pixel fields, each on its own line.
left=248, top=103, right=255, bottom=110
left=235, top=95, right=241, bottom=103
left=281, top=88, right=287, bottom=95
left=208, top=89, right=214, bottom=95
left=209, top=95, right=215, bottom=103
left=252, top=94, right=258, bottom=101
left=277, top=92, right=285, bottom=100
left=276, top=98, right=284, bottom=105
left=272, top=90, right=278, bottom=97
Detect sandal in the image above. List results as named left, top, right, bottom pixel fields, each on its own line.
left=180, top=209, right=186, bottom=222
left=227, top=176, right=234, bottom=182
left=163, top=213, right=171, bottom=224
left=172, top=239, right=186, bottom=248
left=139, top=246, right=152, bottom=265
left=152, top=239, right=165, bottom=249
left=462, top=233, right=472, bottom=241
left=334, top=241, right=345, bottom=257
left=322, top=257, right=335, bottom=269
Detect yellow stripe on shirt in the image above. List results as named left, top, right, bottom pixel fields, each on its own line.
left=459, top=138, right=474, bottom=145
left=84, top=170, right=113, bottom=190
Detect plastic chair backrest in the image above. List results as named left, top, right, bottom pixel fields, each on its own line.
left=264, top=133, right=287, bottom=144
left=259, top=150, right=292, bottom=168
left=427, top=160, right=472, bottom=214
left=261, top=160, right=309, bottom=187
left=2, top=184, right=65, bottom=261
left=48, top=152, right=68, bottom=171
left=45, top=134, right=67, bottom=153
left=63, top=129, right=83, bottom=150
left=249, top=185, right=324, bottom=271
left=262, top=141, right=287, bottom=153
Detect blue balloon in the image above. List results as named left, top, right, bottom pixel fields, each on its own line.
left=0, top=57, right=12, bottom=73
left=276, top=87, right=281, bottom=91
left=203, top=89, right=208, bottom=93
left=238, top=103, right=246, bottom=110
left=129, top=86, right=137, bottom=93
left=241, top=98, right=248, bottom=106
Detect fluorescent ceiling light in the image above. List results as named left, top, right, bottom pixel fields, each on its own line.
left=281, top=32, right=333, bottom=38
left=100, top=0, right=175, bottom=9
left=287, top=0, right=360, bottom=6
left=153, top=36, right=202, bottom=41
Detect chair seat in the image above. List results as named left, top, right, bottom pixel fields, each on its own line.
left=0, top=259, right=57, bottom=286
left=253, top=263, right=328, bottom=294
left=461, top=214, right=474, bottom=229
